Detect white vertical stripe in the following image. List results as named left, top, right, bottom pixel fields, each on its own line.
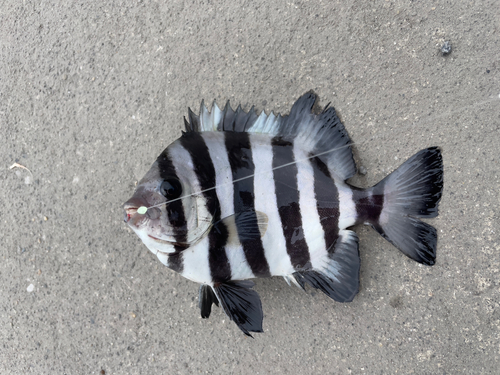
left=180, top=235, right=212, bottom=284
left=250, top=134, right=294, bottom=276
left=167, top=142, right=213, bottom=244
left=337, top=180, right=357, bottom=230
left=198, top=134, right=234, bottom=218
left=167, top=141, right=202, bottom=194
left=201, top=132, right=255, bottom=280
left=294, top=144, right=329, bottom=270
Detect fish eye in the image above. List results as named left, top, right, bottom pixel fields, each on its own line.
left=160, top=178, right=183, bottom=200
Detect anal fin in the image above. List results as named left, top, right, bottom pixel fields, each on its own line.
left=213, top=280, right=263, bottom=337
left=292, top=230, right=360, bottom=302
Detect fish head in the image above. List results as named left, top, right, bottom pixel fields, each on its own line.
left=123, top=142, right=214, bottom=255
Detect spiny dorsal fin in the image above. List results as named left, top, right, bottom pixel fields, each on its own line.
left=184, top=92, right=356, bottom=180
left=184, top=98, right=284, bottom=133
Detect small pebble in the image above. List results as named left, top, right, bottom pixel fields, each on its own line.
left=441, top=41, right=452, bottom=55
left=27, top=284, right=34, bottom=292
left=358, top=166, right=367, bottom=176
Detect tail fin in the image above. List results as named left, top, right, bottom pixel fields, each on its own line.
left=369, top=147, right=443, bottom=265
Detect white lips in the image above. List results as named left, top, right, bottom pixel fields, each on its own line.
left=132, top=227, right=177, bottom=255
left=147, top=234, right=177, bottom=246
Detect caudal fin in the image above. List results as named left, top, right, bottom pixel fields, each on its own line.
left=370, top=147, right=443, bottom=265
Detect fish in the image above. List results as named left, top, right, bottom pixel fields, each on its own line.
left=123, top=92, right=443, bottom=337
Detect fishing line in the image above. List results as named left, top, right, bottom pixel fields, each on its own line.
left=136, top=93, right=499, bottom=214
left=137, top=142, right=358, bottom=213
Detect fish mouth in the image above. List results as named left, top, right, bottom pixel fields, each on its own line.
left=124, top=208, right=136, bottom=223
left=123, top=197, right=148, bottom=223
left=124, top=197, right=192, bottom=252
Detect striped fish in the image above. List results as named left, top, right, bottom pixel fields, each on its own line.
left=123, top=92, right=443, bottom=336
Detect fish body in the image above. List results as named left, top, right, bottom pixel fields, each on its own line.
left=124, top=92, right=443, bottom=336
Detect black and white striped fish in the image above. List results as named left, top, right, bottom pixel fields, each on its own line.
left=123, top=92, right=443, bottom=337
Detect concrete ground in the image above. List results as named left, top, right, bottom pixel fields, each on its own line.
left=1, top=0, right=499, bottom=374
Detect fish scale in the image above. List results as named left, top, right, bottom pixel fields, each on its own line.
left=123, top=92, right=443, bottom=337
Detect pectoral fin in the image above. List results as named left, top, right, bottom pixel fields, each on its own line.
left=213, top=211, right=268, bottom=245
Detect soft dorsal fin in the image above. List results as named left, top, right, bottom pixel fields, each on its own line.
left=184, top=92, right=356, bottom=180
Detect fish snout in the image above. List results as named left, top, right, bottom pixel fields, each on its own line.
left=123, top=196, right=149, bottom=223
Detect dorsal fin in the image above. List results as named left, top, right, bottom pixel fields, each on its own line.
left=184, top=98, right=284, bottom=133
left=184, top=92, right=356, bottom=180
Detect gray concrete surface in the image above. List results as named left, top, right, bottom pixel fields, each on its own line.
left=1, top=0, right=499, bottom=374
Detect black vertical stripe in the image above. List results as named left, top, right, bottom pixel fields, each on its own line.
left=271, top=137, right=311, bottom=270
left=167, top=252, right=184, bottom=273
left=179, top=132, right=232, bottom=283
left=225, top=132, right=271, bottom=277
left=310, top=155, right=340, bottom=251
left=157, top=151, right=187, bottom=271
left=352, top=182, right=385, bottom=226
